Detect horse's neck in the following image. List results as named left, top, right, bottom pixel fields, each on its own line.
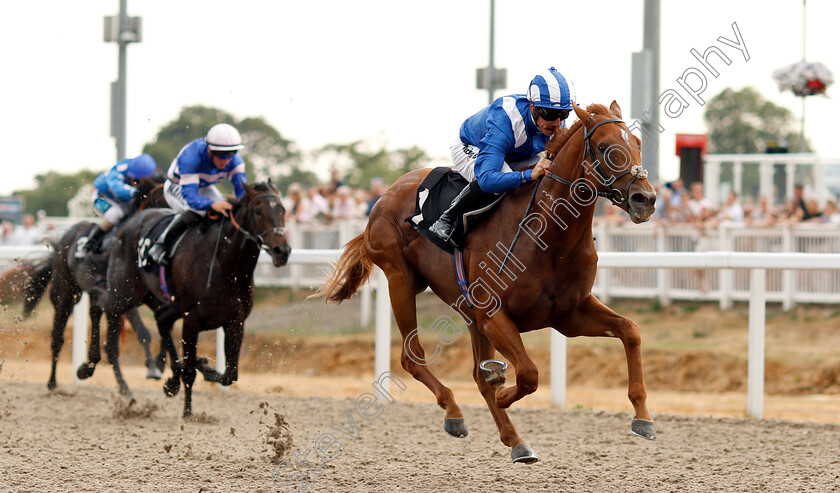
left=214, top=215, right=261, bottom=277
left=537, top=134, right=598, bottom=238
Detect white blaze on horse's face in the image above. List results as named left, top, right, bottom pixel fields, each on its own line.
left=593, top=121, right=657, bottom=224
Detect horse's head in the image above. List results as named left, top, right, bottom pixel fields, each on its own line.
left=566, top=101, right=656, bottom=223
left=234, top=181, right=291, bottom=266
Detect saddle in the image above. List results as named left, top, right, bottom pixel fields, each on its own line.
left=406, top=167, right=504, bottom=253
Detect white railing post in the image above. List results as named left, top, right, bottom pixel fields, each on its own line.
left=782, top=225, right=794, bottom=311
left=216, top=329, right=226, bottom=373
left=549, top=330, right=566, bottom=408
left=72, top=293, right=89, bottom=385
left=360, top=281, right=372, bottom=329
left=656, top=223, right=671, bottom=307
left=747, top=268, right=767, bottom=419
left=374, top=268, right=391, bottom=396
left=719, top=224, right=733, bottom=310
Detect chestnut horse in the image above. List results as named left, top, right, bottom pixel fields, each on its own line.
left=94, top=182, right=291, bottom=416
left=316, top=102, right=657, bottom=463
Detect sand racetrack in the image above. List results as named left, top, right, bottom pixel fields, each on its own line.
left=4, top=294, right=840, bottom=491
left=2, top=378, right=840, bottom=493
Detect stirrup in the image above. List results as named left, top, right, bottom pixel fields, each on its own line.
left=429, top=218, right=454, bottom=241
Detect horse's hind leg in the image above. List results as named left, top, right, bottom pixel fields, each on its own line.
left=125, top=307, right=162, bottom=379
left=387, top=271, right=464, bottom=433
left=566, top=295, right=655, bottom=439
left=104, top=310, right=131, bottom=397
left=468, top=325, right=538, bottom=463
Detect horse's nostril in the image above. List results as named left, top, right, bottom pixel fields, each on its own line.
left=631, top=193, right=647, bottom=205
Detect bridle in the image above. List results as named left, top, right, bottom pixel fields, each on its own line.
left=543, top=117, right=648, bottom=207
left=226, top=192, right=287, bottom=252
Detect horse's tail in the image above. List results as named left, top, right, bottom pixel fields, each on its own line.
left=311, top=233, right=374, bottom=304
left=22, top=249, right=56, bottom=318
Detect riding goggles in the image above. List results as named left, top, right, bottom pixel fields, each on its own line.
left=212, top=151, right=237, bottom=160
left=536, top=107, right=570, bottom=122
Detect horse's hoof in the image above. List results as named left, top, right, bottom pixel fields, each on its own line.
left=47, top=380, right=56, bottom=391
left=511, top=443, right=539, bottom=464
left=76, top=363, right=95, bottom=380
left=119, top=386, right=132, bottom=398
left=164, top=378, right=180, bottom=397
left=630, top=419, right=656, bottom=440
left=443, top=418, right=468, bottom=438
left=479, top=359, right=507, bottom=386
left=146, top=366, right=162, bottom=380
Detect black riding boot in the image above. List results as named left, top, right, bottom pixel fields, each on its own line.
left=75, top=224, right=107, bottom=260
left=148, top=211, right=201, bottom=265
left=429, top=181, right=488, bottom=244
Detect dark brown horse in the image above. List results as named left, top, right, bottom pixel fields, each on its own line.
left=316, top=102, right=657, bottom=463
left=17, top=222, right=165, bottom=393
left=95, top=181, right=291, bottom=416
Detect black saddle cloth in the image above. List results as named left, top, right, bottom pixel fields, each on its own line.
left=405, top=167, right=504, bottom=254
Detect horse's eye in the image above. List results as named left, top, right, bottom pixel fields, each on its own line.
left=598, top=143, right=607, bottom=153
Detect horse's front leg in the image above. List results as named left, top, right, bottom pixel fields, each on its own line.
left=76, top=298, right=103, bottom=381
left=564, top=295, right=655, bottom=440
left=180, top=317, right=201, bottom=418
left=194, top=321, right=242, bottom=386
left=104, top=310, right=131, bottom=397
left=478, top=310, right=539, bottom=410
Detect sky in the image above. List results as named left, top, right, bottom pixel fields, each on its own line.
left=1, top=0, right=838, bottom=196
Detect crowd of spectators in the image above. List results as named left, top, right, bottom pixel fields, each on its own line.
left=281, top=176, right=386, bottom=224
left=0, top=214, right=44, bottom=246
left=597, top=179, right=840, bottom=227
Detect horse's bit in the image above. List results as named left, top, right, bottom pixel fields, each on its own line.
left=544, top=117, right=648, bottom=207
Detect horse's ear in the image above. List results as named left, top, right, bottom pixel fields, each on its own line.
left=609, top=100, right=622, bottom=119
left=572, top=101, right=588, bottom=122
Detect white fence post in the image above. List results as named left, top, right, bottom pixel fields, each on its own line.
left=719, top=224, right=733, bottom=310
left=656, top=224, right=671, bottom=307
left=748, top=268, right=767, bottom=419
left=374, top=268, right=391, bottom=396
left=782, top=225, right=794, bottom=311
left=596, top=221, right=610, bottom=303
left=360, top=282, right=372, bottom=328
left=72, top=293, right=89, bottom=385
left=216, top=329, right=226, bottom=373
left=549, top=330, right=566, bottom=408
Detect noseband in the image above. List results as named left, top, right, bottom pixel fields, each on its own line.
left=544, top=117, right=648, bottom=207
left=227, top=192, right=287, bottom=251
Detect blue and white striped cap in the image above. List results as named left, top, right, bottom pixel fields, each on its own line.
left=527, top=67, right=576, bottom=109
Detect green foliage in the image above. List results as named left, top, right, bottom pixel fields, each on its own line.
left=316, top=141, right=431, bottom=188
left=14, top=169, right=99, bottom=215
left=141, top=105, right=301, bottom=184
left=704, top=87, right=809, bottom=154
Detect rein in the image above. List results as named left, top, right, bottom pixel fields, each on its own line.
left=544, top=118, right=648, bottom=207
left=227, top=192, right=286, bottom=252
left=497, top=116, right=649, bottom=273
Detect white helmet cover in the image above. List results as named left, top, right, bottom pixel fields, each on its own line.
left=206, top=123, right=244, bottom=151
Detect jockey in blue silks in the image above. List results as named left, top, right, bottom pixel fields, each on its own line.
left=75, top=153, right=157, bottom=259
left=429, top=67, right=576, bottom=244
left=148, top=123, right=247, bottom=265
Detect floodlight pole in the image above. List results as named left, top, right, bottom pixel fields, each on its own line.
left=642, top=0, right=660, bottom=184
left=105, top=0, right=141, bottom=161
left=488, top=0, right=496, bottom=105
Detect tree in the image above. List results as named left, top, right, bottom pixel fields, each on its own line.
left=14, top=169, right=99, bottom=216
left=315, top=141, right=432, bottom=188
left=703, top=87, right=809, bottom=154
left=142, top=105, right=300, bottom=185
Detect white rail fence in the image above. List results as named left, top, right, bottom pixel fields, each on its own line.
left=4, top=244, right=840, bottom=419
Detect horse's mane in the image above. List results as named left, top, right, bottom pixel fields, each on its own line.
left=544, top=104, right=613, bottom=157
